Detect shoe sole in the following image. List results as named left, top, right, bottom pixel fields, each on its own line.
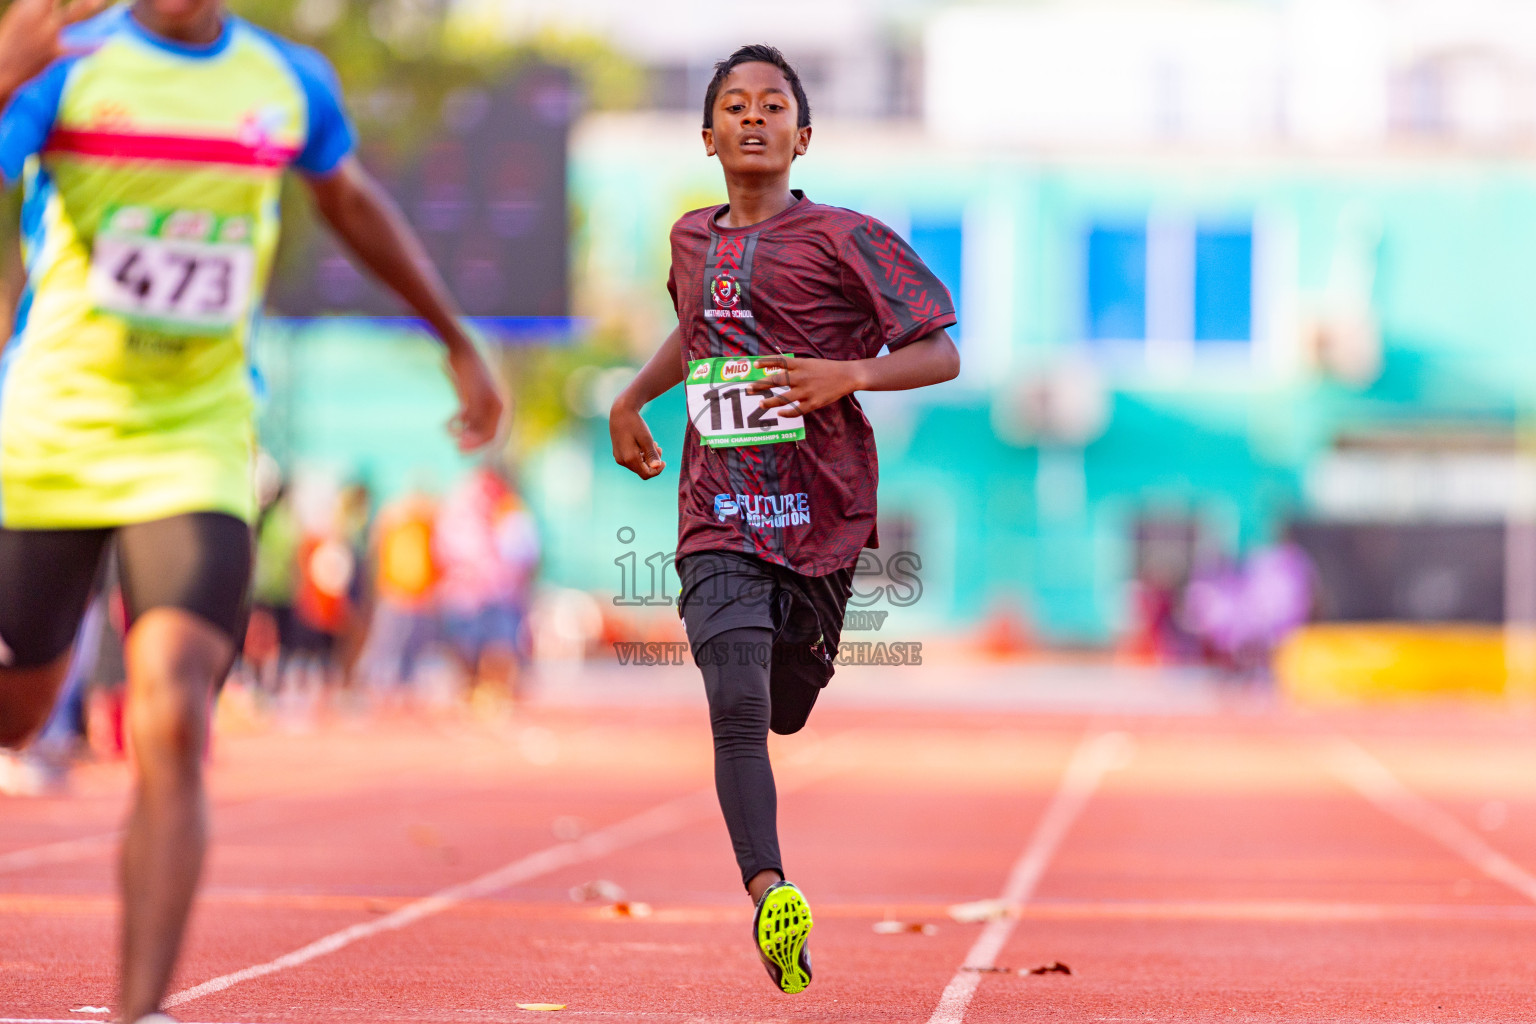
left=757, top=884, right=813, bottom=994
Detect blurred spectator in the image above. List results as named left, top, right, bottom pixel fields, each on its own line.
left=1184, top=537, right=1314, bottom=682
left=975, top=599, right=1034, bottom=659
left=1123, top=578, right=1182, bottom=664
left=335, top=482, right=376, bottom=680
left=434, top=466, right=540, bottom=702
left=85, top=566, right=130, bottom=761
left=1240, top=540, right=1314, bottom=657
left=249, top=485, right=300, bottom=691
left=1183, top=560, right=1244, bottom=670
left=291, top=489, right=365, bottom=686
left=359, top=489, right=442, bottom=692
left=242, top=464, right=544, bottom=706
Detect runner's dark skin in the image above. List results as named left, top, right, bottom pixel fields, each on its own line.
left=608, top=59, right=959, bottom=902
left=0, top=2, right=504, bottom=1019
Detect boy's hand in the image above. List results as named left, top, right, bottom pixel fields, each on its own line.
left=445, top=341, right=506, bottom=452
left=610, top=398, right=665, bottom=479
left=0, top=0, right=105, bottom=95
left=748, top=354, right=865, bottom=418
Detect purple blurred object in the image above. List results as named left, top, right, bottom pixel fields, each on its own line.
left=1183, top=542, right=1313, bottom=669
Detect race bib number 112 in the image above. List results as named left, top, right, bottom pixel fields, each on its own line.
left=89, top=206, right=256, bottom=335
left=685, top=355, right=807, bottom=448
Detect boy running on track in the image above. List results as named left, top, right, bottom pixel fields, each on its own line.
left=608, top=44, right=959, bottom=993
left=0, top=1, right=504, bottom=1021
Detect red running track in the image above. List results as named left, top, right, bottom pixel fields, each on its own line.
left=5, top=693, right=1536, bottom=1022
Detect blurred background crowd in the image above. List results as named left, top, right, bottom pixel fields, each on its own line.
left=11, top=0, right=1536, bottom=792
left=243, top=458, right=541, bottom=702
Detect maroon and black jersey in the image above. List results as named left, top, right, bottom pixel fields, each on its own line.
left=668, top=192, right=957, bottom=576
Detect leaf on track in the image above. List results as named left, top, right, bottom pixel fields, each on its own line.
left=1028, top=961, right=1072, bottom=975
left=517, top=1003, right=567, bottom=1011
left=948, top=898, right=1012, bottom=923
left=601, top=899, right=653, bottom=918
left=872, top=919, right=936, bottom=935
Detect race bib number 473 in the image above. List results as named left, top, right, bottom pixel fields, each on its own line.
left=685, top=356, right=807, bottom=448
left=89, top=206, right=256, bottom=335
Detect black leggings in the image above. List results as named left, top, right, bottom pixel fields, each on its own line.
left=698, top=625, right=823, bottom=889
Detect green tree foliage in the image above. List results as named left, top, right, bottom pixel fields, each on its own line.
left=232, top=0, right=641, bottom=160
left=226, top=1, right=647, bottom=459
left=233, top=0, right=642, bottom=281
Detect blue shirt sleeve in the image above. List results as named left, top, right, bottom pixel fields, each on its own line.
left=282, top=44, right=355, bottom=175
left=0, top=60, right=71, bottom=186
left=0, top=9, right=120, bottom=186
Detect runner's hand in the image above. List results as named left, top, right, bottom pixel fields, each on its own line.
left=610, top=400, right=665, bottom=480
left=0, top=0, right=106, bottom=94
left=445, top=342, right=506, bottom=452
left=748, top=354, right=864, bottom=418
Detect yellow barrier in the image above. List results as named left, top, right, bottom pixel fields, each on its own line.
left=1274, top=624, right=1536, bottom=705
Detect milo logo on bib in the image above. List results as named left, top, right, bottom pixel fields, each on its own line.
left=684, top=355, right=807, bottom=449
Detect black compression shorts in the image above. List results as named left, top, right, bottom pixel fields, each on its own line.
left=0, top=512, right=253, bottom=669
left=677, top=549, right=855, bottom=697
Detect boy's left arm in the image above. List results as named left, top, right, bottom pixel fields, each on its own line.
left=748, top=329, right=960, bottom=418
left=305, top=158, right=505, bottom=451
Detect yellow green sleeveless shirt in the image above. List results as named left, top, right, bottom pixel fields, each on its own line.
left=0, top=6, right=354, bottom=528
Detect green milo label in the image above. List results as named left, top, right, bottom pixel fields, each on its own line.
left=685, top=355, right=806, bottom=448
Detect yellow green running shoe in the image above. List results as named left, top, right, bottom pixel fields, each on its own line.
left=753, top=880, right=814, bottom=993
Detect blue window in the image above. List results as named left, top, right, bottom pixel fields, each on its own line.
left=1193, top=228, right=1252, bottom=342
left=1086, top=226, right=1147, bottom=340
left=909, top=216, right=964, bottom=337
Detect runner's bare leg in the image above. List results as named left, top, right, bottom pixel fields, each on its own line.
left=118, top=609, right=231, bottom=1022
left=0, top=657, right=71, bottom=746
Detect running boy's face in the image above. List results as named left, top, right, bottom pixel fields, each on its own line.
left=703, top=62, right=811, bottom=177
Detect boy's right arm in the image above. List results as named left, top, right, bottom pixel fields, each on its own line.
left=609, top=326, right=685, bottom=480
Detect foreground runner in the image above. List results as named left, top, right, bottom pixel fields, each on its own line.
left=609, top=44, right=959, bottom=993
left=0, top=1, right=504, bottom=1021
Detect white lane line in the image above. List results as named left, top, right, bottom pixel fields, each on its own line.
left=166, top=790, right=716, bottom=1008
left=166, top=735, right=853, bottom=1010
left=1326, top=737, right=1536, bottom=903
left=0, top=781, right=407, bottom=878
left=926, top=730, right=1135, bottom=1024
left=0, top=832, right=120, bottom=876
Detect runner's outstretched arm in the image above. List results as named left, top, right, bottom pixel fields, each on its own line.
left=305, top=157, right=505, bottom=452
left=609, top=326, right=685, bottom=480
left=748, top=328, right=959, bottom=418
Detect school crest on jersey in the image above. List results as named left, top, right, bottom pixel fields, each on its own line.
left=712, top=272, right=741, bottom=309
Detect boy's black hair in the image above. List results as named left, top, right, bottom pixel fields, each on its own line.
left=702, top=44, right=812, bottom=130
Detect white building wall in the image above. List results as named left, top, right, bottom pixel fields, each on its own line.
left=925, top=2, right=1284, bottom=147
left=924, top=0, right=1536, bottom=151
